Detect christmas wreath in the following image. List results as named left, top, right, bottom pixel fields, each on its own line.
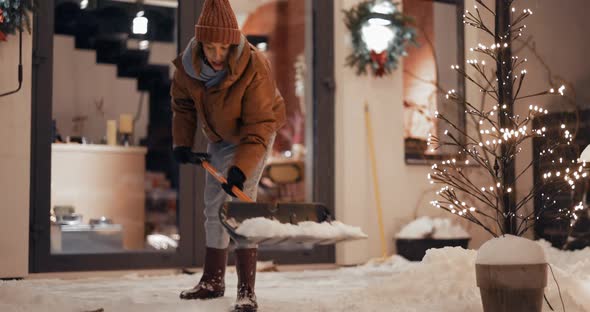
left=0, top=0, right=35, bottom=42
left=344, top=0, right=416, bottom=77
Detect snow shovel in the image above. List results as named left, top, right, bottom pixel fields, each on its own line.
left=188, top=153, right=368, bottom=246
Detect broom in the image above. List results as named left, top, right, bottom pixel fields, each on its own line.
left=364, top=101, right=388, bottom=260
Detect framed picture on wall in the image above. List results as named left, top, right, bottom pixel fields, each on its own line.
left=403, top=0, right=466, bottom=164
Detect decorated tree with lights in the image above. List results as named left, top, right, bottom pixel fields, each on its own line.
left=427, top=0, right=587, bottom=237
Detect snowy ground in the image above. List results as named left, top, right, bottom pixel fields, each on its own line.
left=1, top=241, right=589, bottom=312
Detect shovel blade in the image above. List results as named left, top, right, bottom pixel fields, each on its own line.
left=219, top=202, right=366, bottom=246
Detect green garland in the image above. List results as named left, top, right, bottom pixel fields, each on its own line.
left=344, top=0, right=416, bottom=77
left=0, top=0, right=35, bottom=41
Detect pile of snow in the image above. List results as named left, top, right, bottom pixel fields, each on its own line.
left=147, top=234, right=178, bottom=250
left=537, top=240, right=590, bottom=279
left=234, top=218, right=368, bottom=240
left=476, top=235, right=547, bottom=265
left=396, top=216, right=470, bottom=239
left=1, top=243, right=589, bottom=311
left=579, top=144, right=590, bottom=162
left=537, top=239, right=590, bottom=269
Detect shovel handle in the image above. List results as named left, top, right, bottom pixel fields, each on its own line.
left=200, top=161, right=253, bottom=203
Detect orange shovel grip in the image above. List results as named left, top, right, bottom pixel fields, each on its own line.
left=201, top=161, right=253, bottom=202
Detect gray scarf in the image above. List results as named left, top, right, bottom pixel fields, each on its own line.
left=182, top=37, right=249, bottom=89
left=197, top=58, right=227, bottom=89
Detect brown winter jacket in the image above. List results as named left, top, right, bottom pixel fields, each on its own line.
left=170, top=36, right=286, bottom=178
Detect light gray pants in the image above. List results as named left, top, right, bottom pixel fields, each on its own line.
left=203, top=137, right=273, bottom=250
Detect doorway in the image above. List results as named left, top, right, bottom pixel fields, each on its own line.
left=30, top=0, right=335, bottom=272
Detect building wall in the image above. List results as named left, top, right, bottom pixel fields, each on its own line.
left=333, top=0, right=590, bottom=265
left=0, top=29, right=33, bottom=277
left=334, top=0, right=440, bottom=264
left=334, top=0, right=495, bottom=265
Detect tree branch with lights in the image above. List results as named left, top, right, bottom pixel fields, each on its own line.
left=427, top=0, right=587, bottom=237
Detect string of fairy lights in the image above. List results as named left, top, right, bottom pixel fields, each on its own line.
left=425, top=0, right=588, bottom=237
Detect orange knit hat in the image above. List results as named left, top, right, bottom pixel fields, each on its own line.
left=195, top=0, right=241, bottom=45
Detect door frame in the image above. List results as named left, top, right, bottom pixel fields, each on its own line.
left=29, top=0, right=200, bottom=272
left=190, top=0, right=336, bottom=266
left=29, top=0, right=336, bottom=272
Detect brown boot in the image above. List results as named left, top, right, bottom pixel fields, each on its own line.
left=233, top=248, right=258, bottom=312
left=180, top=247, right=227, bottom=300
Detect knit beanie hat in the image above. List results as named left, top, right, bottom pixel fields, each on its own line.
left=195, top=0, right=241, bottom=45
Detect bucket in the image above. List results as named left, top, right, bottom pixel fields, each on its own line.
left=476, top=263, right=547, bottom=312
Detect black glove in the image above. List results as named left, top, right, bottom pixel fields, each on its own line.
left=173, top=146, right=210, bottom=165
left=173, top=146, right=192, bottom=164
left=222, top=166, right=246, bottom=197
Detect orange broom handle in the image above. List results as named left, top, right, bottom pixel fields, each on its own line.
left=201, top=161, right=253, bottom=203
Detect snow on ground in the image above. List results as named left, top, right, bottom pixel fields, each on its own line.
left=1, top=242, right=589, bottom=312
left=396, top=216, right=469, bottom=239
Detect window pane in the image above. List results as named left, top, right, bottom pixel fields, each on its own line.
left=51, top=0, right=179, bottom=254
left=231, top=0, right=311, bottom=203
left=403, top=0, right=464, bottom=163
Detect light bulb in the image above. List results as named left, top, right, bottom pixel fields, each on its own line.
left=133, top=11, right=149, bottom=35
left=139, top=40, right=150, bottom=50
left=362, top=24, right=395, bottom=53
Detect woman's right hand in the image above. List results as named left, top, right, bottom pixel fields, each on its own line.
left=173, top=146, right=192, bottom=164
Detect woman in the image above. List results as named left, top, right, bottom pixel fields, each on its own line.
left=170, top=0, right=285, bottom=311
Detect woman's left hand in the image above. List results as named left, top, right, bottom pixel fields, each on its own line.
left=222, top=166, right=246, bottom=197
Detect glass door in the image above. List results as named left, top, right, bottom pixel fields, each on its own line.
left=50, top=0, right=181, bottom=255
left=31, top=0, right=335, bottom=271
left=229, top=0, right=310, bottom=203
left=222, top=0, right=335, bottom=263
left=30, top=0, right=199, bottom=272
